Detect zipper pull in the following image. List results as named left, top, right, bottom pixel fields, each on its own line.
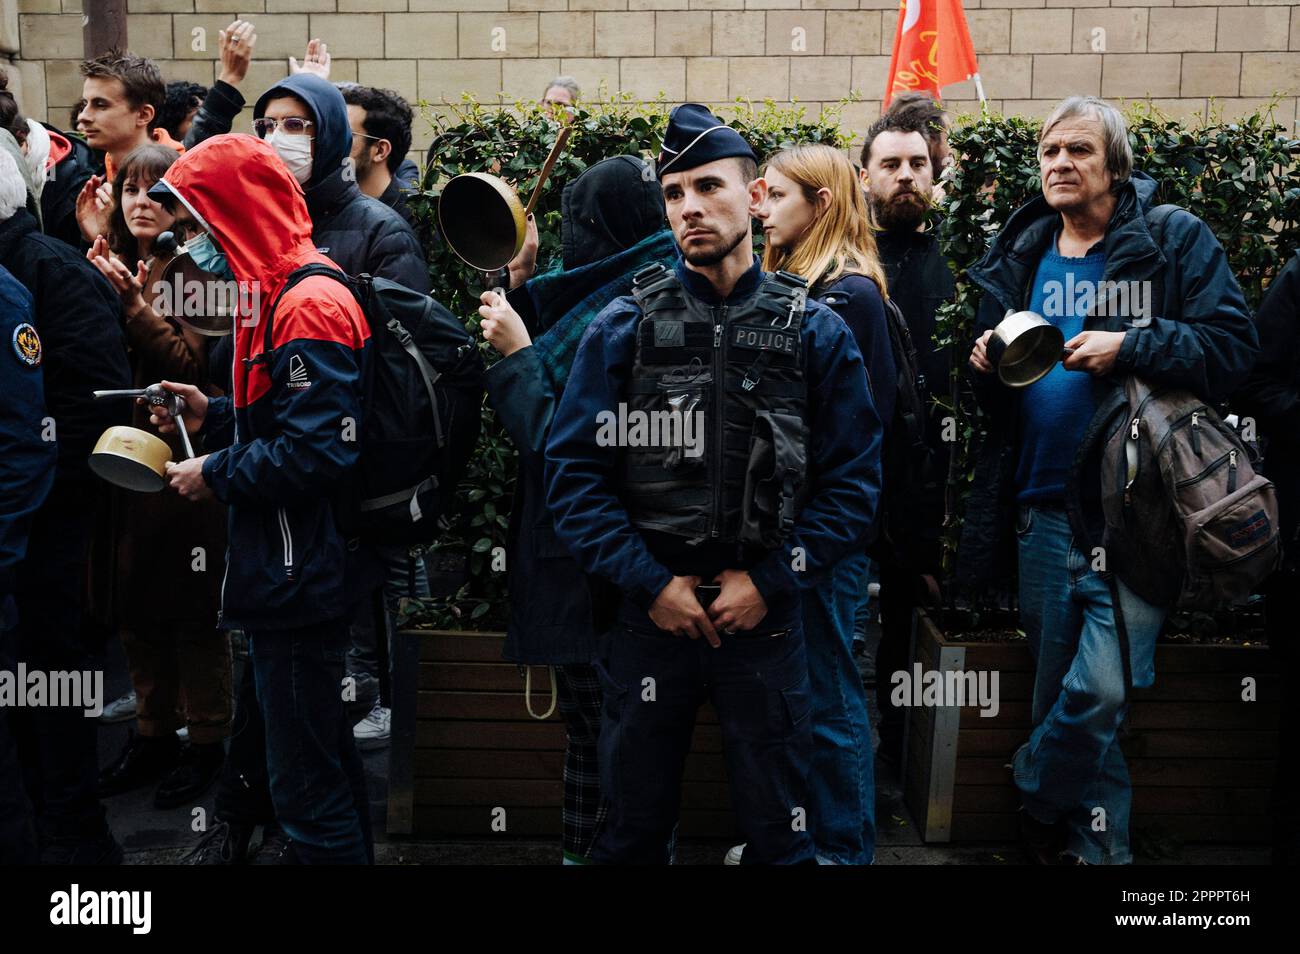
left=1191, top=412, right=1202, bottom=456
left=714, top=323, right=722, bottom=348
left=1228, top=450, right=1238, bottom=493
left=1130, top=417, right=1140, bottom=440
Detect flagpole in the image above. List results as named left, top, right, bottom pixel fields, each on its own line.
left=973, top=72, right=986, bottom=104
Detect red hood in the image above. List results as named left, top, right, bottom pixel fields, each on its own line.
left=47, top=129, right=72, bottom=170
left=159, top=133, right=316, bottom=290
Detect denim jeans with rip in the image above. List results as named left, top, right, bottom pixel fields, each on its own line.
left=1012, top=505, right=1164, bottom=865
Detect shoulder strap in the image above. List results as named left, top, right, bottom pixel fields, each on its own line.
left=248, top=264, right=352, bottom=370
left=629, top=261, right=681, bottom=314
left=758, top=270, right=808, bottom=332
left=1140, top=204, right=1181, bottom=328
left=1145, top=203, right=1181, bottom=247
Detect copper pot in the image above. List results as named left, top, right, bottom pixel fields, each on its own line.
left=436, top=126, right=572, bottom=274
left=436, top=172, right=527, bottom=272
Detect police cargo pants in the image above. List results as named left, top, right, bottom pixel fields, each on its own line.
left=591, top=616, right=816, bottom=865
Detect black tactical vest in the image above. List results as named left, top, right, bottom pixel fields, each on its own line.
left=619, top=262, right=812, bottom=552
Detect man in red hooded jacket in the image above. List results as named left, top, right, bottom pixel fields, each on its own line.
left=147, top=133, right=374, bottom=864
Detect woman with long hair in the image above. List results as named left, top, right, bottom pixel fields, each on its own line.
left=749, top=142, right=897, bottom=866
left=86, top=144, right=231, bottom=811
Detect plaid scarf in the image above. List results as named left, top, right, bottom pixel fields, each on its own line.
left=528, top=229, right=678, bottom=394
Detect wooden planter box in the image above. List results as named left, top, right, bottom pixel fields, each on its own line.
left=388, top=630, right=737, bottom=838
left=903, top=610, right=1279, bottom=845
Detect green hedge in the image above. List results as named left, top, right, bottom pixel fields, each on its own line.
left=402, top=96, right=1300, bottom=628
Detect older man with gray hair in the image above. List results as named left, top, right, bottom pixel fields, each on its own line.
left=542, top=76, right=580, bottom=122
left=961, top=96, right=1258, bottom=864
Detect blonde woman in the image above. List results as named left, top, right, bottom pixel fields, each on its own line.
left=749, top=143, right=896, bottom=866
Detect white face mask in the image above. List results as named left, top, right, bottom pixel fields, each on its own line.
left=266, top=129, right=313, bottom=185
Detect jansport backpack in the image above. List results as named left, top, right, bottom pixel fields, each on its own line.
left=260, top=265, right=484, bottom=545
left=821, top=287, right=937, bottom=569
left=1092, top=375, right=1281, bottom=610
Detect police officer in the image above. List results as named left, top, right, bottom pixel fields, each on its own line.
left=544, top=104, right=883, bottom=864
left=0, top=264, right=56, bottom=864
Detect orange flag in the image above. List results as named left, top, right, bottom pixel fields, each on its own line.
left=883, top=0, right=983, bottom=107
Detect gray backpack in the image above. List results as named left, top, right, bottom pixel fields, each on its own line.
left=1095, top=376, right=1281, bottom=610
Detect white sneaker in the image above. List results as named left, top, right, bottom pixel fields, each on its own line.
left=98, top=691, right=137, bottom=724
left=724, top=843, right=745, bottom=865
left=353, top=703, right=391, bottom=750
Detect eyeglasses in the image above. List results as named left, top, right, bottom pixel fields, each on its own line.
left=252, top=117, right=314, bottom=138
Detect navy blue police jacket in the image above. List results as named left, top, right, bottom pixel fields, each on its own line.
left=544, top=256, right=883, bottom=623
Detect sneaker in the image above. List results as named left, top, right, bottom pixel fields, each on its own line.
left=344, top=671, right=380, bottom=723
left=181, top=821, right=254, bottom=865
left=98, top=691, right=137, bottom=724
left=154, top=742, right=225, bottom=809
left=353, top=702, right=391, bottom=750
left=723, top=843, right=745, bottom=865
left=250, top=824, right=299, bottom=865
left=98, top=732, right=180, bottom=798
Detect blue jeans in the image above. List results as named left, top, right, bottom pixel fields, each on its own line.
left=249, top=618, right=371, bottom=864
left=851, top=557, right=876, bottom=643
left=592, top=610, right=815, bottom=865
left=1012, top=505, right=1164, bottom=865
left=803, top=552, right=876, bottom=864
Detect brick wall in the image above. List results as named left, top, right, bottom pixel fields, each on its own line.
left=3, top=0, right=1298, bottom=166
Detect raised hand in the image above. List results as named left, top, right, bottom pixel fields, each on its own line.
left=289, top=38, right=330, bottom=79
left=75, top=174, right=112, bottom=243
left=218, top=20, right=257, bottom=87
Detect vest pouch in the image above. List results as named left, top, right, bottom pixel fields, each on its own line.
left=658, top=368, right=710, bottom=475
left=740, top=410, right=808, bottom=549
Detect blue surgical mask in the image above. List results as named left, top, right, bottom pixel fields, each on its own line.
left=186, top=232, right=233, bottom=279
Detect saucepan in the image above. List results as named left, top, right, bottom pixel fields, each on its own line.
left=87, top=385, right=195, bottom=493
left=437, top=126, right=572, bottom=289
left=987, top=311, right=1076, bottom=388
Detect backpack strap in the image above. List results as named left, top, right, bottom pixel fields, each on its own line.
left=1105, top=575, right=1135, bottom=704
left=244, top=263, right=352, bottom=372
left=1144, top=203, right=1180, bottom=246
left=1139, top=203, right=1181, bottom=328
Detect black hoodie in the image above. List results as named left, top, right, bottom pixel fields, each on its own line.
left=252, top=74, right=429, bottom=294
left=560, top=154, right=665, bottom=271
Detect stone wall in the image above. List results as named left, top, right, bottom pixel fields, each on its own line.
left=3, top=0, right=1298, bottom=166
